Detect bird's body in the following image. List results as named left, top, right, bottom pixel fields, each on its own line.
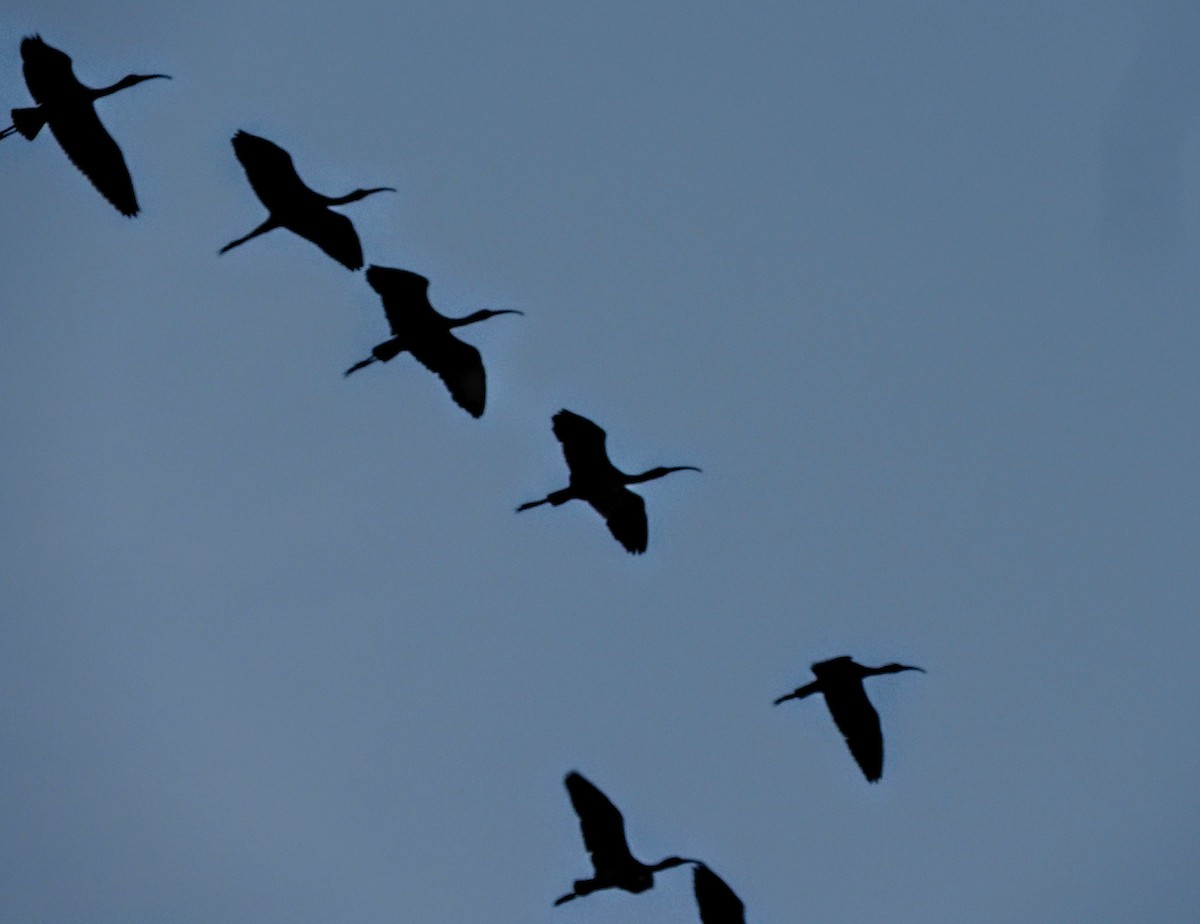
left=555, top=772, right=696, bottom=906
left=774, top=655, right=924, bottom=783
left=517, top=410, right=699, bottom=554
left=343, top=266, right=521, bottom=417
left=219, top=131, right=394, bottom=270
left=1, top=35, right=169, bottom=216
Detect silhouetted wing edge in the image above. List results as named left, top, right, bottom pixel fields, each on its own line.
left=552, top=410, right=611, bottom=473
left=589, top=487, right=648, bottom=554
left=564, top=773, right=632, bottom=867
left=291, top=209, right=364, bottom=270
left=47, top=106, right=138, bottom=216
left=826, top=688, right=884, bottom=782
left=693, top=864, right=746, bottom=924
left=410, top=333, right=486, bottom=418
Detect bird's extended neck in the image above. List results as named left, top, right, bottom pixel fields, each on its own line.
left=625, top=465, right=701, bottom=486
left=860, top=662, right=925, bottom=678
left=324, top=186, right=396, bottom=206
left=92, top=73, right=170, bottom=99
left=447, top=308, right=524, bottom=329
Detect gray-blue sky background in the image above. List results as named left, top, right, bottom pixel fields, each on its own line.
left=2, top=2, right=1197, bottom=921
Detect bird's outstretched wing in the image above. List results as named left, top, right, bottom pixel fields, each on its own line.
left=20, top=36, right=76, bottom=103
left=288, top=208, right=364, bottom=270
left=552, top=410, right=611, bottom=476
left=693, top=864, right=746, bottom=924
left=231, top=131, right=307, bottom=208
left=588, top=486, right=649, bottom=554
left=564, top=772, right=633, bottom=870
left=409, top=330, right=486, bottom=418
left=365, top=266, right=434, bottom=335
left=826, top=685, right=884, bottom=782
left=46, top=104, right=138, bottom=216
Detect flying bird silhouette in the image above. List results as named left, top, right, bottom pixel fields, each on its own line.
left=0, top=35, right=169, bottom=216
left=219, top=130, right=394, bottom=270
left=344, top=266, right=522, bottom=417
left=692, top=863, right=746, bottom=924
left=774, top=655, right=924, bottom=782
left=555, top=771, right=697, bottom=907
left=517, top=410, right=699, bottom=554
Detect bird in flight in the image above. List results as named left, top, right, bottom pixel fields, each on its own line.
left=517, top=409, right=699, bottom=554
left=219, top=130, right=394, bottom=270
left=1, top=35, right=169, bottom=216
left=554, top=771, right=696, bottom=907
left=774, top=655, right=924, bottom=782
left=344, top=266, right=522, bottom=417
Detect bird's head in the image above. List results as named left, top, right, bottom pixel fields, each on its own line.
left=454, top=307, right=525, bottom=327
left=631, top=465, right=702, bottom=484
left=122, top=73, right=171, bottom=88
left=342, top=186, right=397, bottom=203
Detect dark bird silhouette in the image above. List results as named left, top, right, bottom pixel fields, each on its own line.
left=693, top=864, right=746, bottom=924
left=774, top=655, right=924, bottom=783
left=344, top=266, right=522, bottom=417
left=219, top=130, right=394, bottom=270
left=517, top=410, right=699, bottom=554
left=0, top=35, right=169, bottom=216
left=555, top=771, right=697, bottom=907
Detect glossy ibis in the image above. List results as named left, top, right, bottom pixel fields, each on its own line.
left=555, top=771, right=696, bottom=907
left=344, top=266, right=521, bottom=417
left=0, top=35, right=168, bottom=216
left=774, top=655, right=924, bottom=782
left=219, top=130, right=393, bottom=270
left=517, top=409, right=699, bottom=554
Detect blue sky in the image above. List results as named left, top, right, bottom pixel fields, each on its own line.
left=2, top=2, right=1198, bottom=922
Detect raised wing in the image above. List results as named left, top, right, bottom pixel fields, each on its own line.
left=20, top=36, right=77, bottom=104
left=693, top=864, right=746, bottom=924
left=47, top=104, right=138, bottom=216
left=564, top=772, right=633, bottom=871
left=825, top=684, right=884, bottom=782
left=409, top=330, right=486, bottom=418
left=588, top=486, right=649, bottom=554
left=365, top=266, right=434, bottom=334
left=552, top=409, right=612, bottom=477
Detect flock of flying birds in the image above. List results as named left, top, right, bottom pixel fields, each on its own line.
left=4, top=34, right=927, bottom=922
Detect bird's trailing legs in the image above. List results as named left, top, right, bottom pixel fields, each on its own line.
left=516, top=488, right=574, bottom=512
left=773, top=680, right=822, bottom=705
left=219, top=217, right=280, bottom=255
left=343, top=339, right=405, bottom=377
left=0, top=106, right=47, bottom=140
